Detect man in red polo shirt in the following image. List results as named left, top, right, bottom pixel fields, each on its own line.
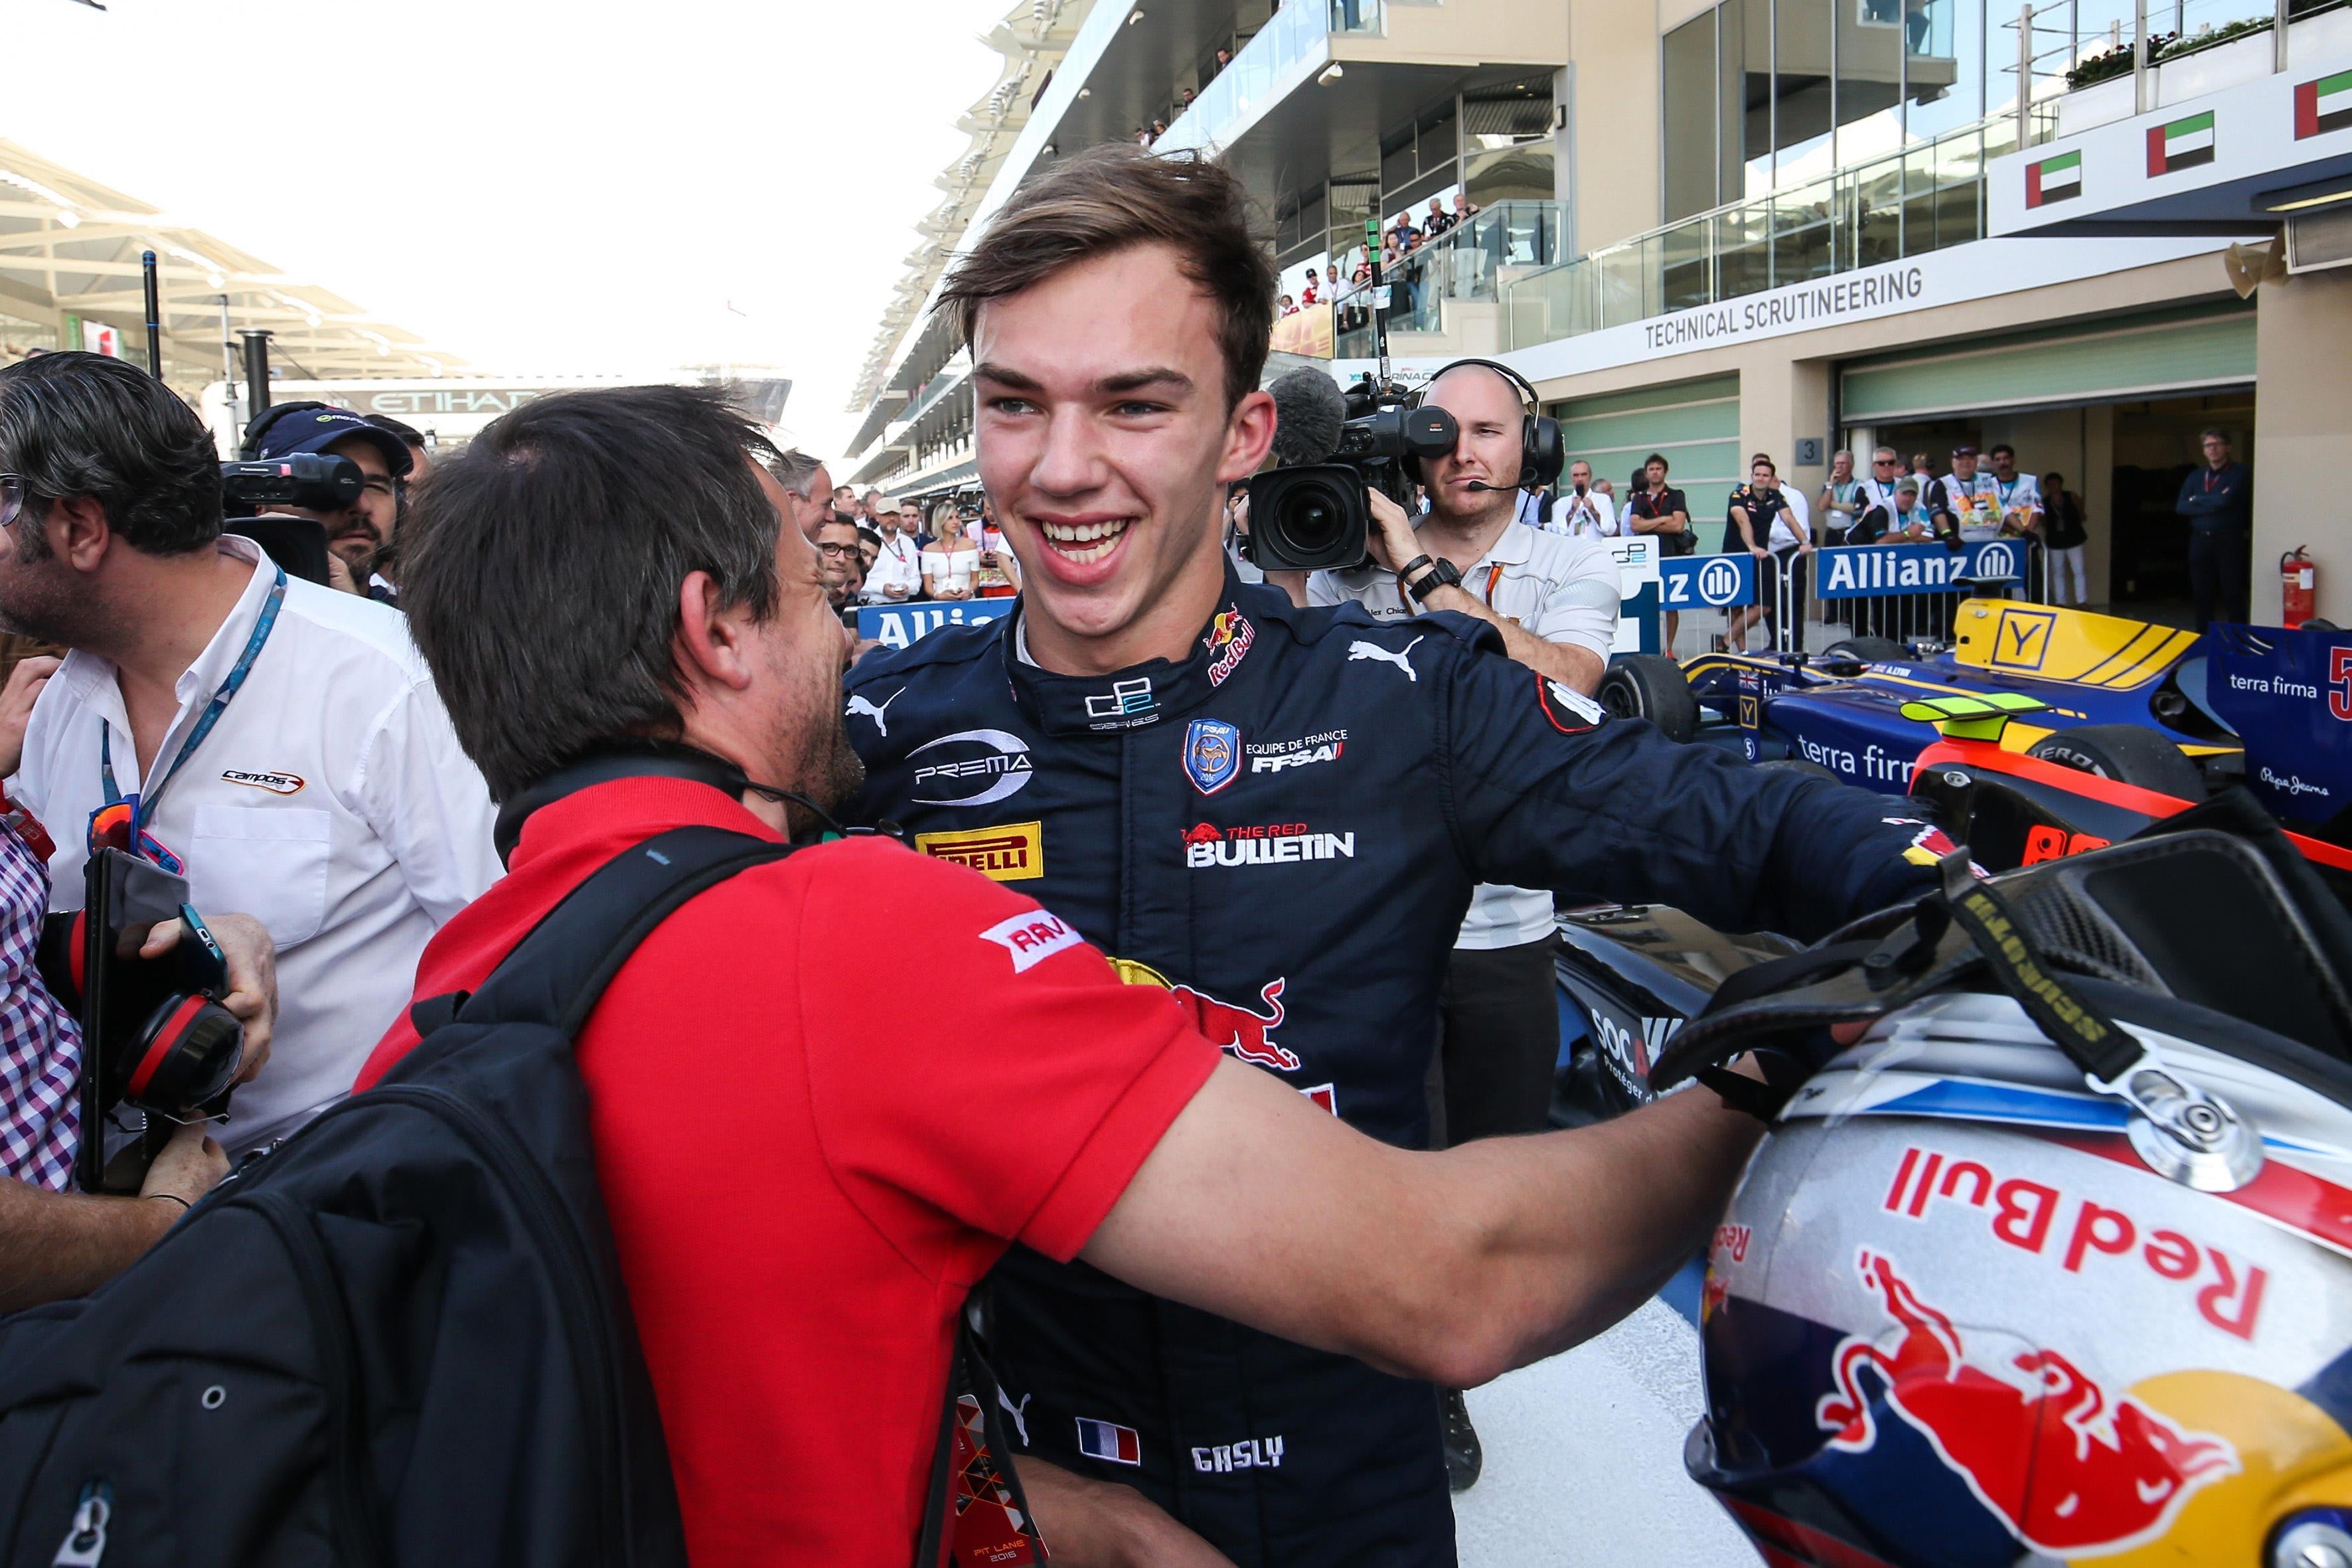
left=367, top=384, right=1786, bottom=1566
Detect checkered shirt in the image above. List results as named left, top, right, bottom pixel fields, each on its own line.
left=0, top=819, right=80, bottom=1190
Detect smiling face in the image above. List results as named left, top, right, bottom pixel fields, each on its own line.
left=971, top=241, right=1273, bottom=674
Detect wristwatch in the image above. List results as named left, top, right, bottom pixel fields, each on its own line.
left=1400, top=556, right=1462, bottom=605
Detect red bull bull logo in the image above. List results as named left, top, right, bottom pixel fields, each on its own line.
left=1108, top=959, right=1301, bottom=1073
left=1201, top=606, right=1255, bottom=686
left=1816, top=1251, right=2239, bottom=1556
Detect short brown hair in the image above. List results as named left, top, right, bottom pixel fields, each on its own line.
left=937, top=145, right=1275, bottom=410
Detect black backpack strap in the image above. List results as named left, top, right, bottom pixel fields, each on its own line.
left=440, top=825, right=793, bottom=1038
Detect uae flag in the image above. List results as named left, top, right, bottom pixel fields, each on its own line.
left=2147, top=111, right=2216, bottom=175
left=2025, top=149, right=2081, bottom=207
left=2296, top=68, right=2352, bottom=139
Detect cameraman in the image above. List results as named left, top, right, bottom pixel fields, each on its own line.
left=248, top=405, right=414, bottom=598
left=844, top=145, right=1953, bottom=1567
left=1289, top=359, right=1621, bottom=1489
left=0, top=353, right=499, bottom=1157
left=0, top=659, right=279, bottom=1311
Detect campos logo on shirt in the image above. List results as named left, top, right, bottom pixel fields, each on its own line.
left=1247, top=730, right=1347, bottom=775
left=910, top=729, right=1034, bottom=807
left=916, top=821, right=1042, bottom=882
left=979, top=908, right=1084, bottom=973
left=221, top=767, right=304, bottom=795
left=1181, top=821, right=1356, bottom=869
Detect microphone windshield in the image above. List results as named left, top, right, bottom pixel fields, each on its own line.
left=1266, top=368, right=1348, bottom=468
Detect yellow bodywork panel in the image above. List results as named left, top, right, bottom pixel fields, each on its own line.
left=1949, top=599, right=2200, bottom=689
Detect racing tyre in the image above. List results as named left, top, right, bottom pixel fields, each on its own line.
left=2304, top=618, right=2342, bottom=633
left=1599, top=655, right=1699, bottom=742
left=1757, top=758, right=1838, bottom=781
left=1818, top=636, right=1907, bottom=666
left=2024, top=724, right=2205, bottom=801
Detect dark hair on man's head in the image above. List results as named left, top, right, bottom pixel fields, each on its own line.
left=1644, top=452, right=1670, bottom=472
left=936, top=145, right=1276, bottom=410
left=1750, top=452, right=1777, bottom=474
left=398, top=384, right=782, bottom=800
left=2201, top=426, right=2231, bottom=445
left=364, top=413, right=427, bottom=447
left=0, top=350, right=221, bottom=556
left=1989, top=443, right=2015, bottom=459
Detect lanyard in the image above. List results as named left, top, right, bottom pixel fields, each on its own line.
left=100, top=566, right=286, bottom=826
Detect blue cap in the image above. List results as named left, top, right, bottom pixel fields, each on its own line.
left=253, top=406, right=412, bottom=477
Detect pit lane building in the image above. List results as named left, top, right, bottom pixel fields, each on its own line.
left=845, top=0, right=2352, bottom=625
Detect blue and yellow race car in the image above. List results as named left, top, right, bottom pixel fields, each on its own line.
left=1597, top=598, right=2238, bottom=802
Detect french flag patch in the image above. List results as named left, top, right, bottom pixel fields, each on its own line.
left=1075, top=1417, right=1142, bottom=1466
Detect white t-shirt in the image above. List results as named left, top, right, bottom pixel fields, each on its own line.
left=1936, top=472, right=2003, bottom=541
left=862, top=533, right=923, bottom=602
left=923, top=546, right=980, bottom=594
left=15, top=536, right=500, bottom=1153
left=1547, top=488, right=1617, bottom=540
left=1990, top=472, right=2042, bottom=531
left=1778, top=483, right=1812, bottom=548
left=1310, top=520, right=1619, bottom=950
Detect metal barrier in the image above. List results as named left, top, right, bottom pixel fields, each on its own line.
left=1640, top=538, right=2032, bottom=661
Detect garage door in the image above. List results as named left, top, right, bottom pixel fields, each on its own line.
left=1550, top=372, right=1741, bottom=536
left=1840, top=302, right=2256, bottom=424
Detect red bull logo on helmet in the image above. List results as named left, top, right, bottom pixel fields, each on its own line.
left=1816, top=1250, right=2239, bottom=1557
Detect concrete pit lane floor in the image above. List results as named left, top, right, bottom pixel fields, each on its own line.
left=1454, top=1294, right=1757, bottom=1566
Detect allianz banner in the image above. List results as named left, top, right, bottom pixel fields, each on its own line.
left=856, top=599, right=1016, bottom=651
left=1814, top=539, right=2027, bottom=600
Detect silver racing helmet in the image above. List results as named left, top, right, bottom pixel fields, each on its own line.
left=1651, top=796, right=2352, bottom=1568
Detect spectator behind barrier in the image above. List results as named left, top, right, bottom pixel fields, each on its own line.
left=765, top=449, right=832, bottom=542
left=812, top=514, right=864, bottom=621
left=369, top=378, right=1897, bottom=1565
left=246, top=404, right=413, bottom=598
left=0, top=351, right=499, bottom=1158
left=921, top=505, right=977, bottom=600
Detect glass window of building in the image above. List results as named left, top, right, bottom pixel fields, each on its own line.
left=1903, top=0, right=1984, bottom=141
left=1664, top=14, right=1721, bottom=220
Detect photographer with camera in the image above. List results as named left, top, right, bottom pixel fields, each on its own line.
left=244, top=403, right=414, bottom=599
left=1289, top=358, right=1621, bottom=1488
left=0, top=353, right=498, bottom=1158
left=844, top=145, right=1957, bottom=1567
left=0, top=657, right=279, bottom=1310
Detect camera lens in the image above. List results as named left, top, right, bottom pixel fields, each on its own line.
left=1274, top=481, right=1348, bottom=555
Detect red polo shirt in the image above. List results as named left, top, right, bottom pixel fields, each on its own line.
left=354, top=779, right=1218, bottom=1566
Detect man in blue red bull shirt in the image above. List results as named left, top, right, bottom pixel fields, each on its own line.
left=844, top=146, right=1948, bottom=1567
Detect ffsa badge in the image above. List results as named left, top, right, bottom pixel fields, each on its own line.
left=1183, top=718, right=1242, bottom=795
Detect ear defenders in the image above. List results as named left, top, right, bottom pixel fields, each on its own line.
left=1408, top=358, right=1564, bottom=491
left=108, top=992, right=242, bottom=1115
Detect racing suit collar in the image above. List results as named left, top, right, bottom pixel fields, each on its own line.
left=1003, top=564, right=1262, bottom=738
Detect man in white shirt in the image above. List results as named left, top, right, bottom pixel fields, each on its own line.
left=1549, top=459, right=1617, bottom=540
left=1279, top=361, right=1618, bottom=1493
left=0, top=353, right=499, bottom=1155
left=862, top=513, right=923, bottom=603
left=1986, top=443, right=2041, bottom=535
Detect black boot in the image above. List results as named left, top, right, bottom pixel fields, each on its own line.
left=1441, top=1387, right=1482, bottom=1493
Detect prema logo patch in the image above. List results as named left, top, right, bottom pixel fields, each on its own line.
left=978, top=909, right=1085, bottom=973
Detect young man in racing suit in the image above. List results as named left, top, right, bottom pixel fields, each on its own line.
left=842, top=146, right=1948, bottom=1567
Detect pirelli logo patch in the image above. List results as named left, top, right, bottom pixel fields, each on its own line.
left=916, top=820, right=1044, bottom=882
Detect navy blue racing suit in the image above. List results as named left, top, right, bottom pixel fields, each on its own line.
left=842, top=572, right=1941, bottom=1567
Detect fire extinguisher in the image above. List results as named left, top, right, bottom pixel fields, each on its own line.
left=2282, top=546, right=2317, bottom=629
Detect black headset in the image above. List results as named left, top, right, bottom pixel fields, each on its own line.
left=237, top=400, right=333, bottom=460
left=1408, top=358, right=1564, bottom=491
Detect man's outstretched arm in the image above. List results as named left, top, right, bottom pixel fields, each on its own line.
left=1083, top=1057, right=1763, bottom=1391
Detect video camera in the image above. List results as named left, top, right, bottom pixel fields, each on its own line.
left=219, top=452, right=364, bottom=515
left=1241, top=372, right=1456, bottom=573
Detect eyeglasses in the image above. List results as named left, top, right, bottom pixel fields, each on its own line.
left=0, top=473, right=29, bottom=533
left=815, top=540, right=860, bottom=558
left=1872, top=458, right=1897, bottom=466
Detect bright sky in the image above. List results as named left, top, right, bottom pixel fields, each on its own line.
left=3, top=0, right=1011, bottom=458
